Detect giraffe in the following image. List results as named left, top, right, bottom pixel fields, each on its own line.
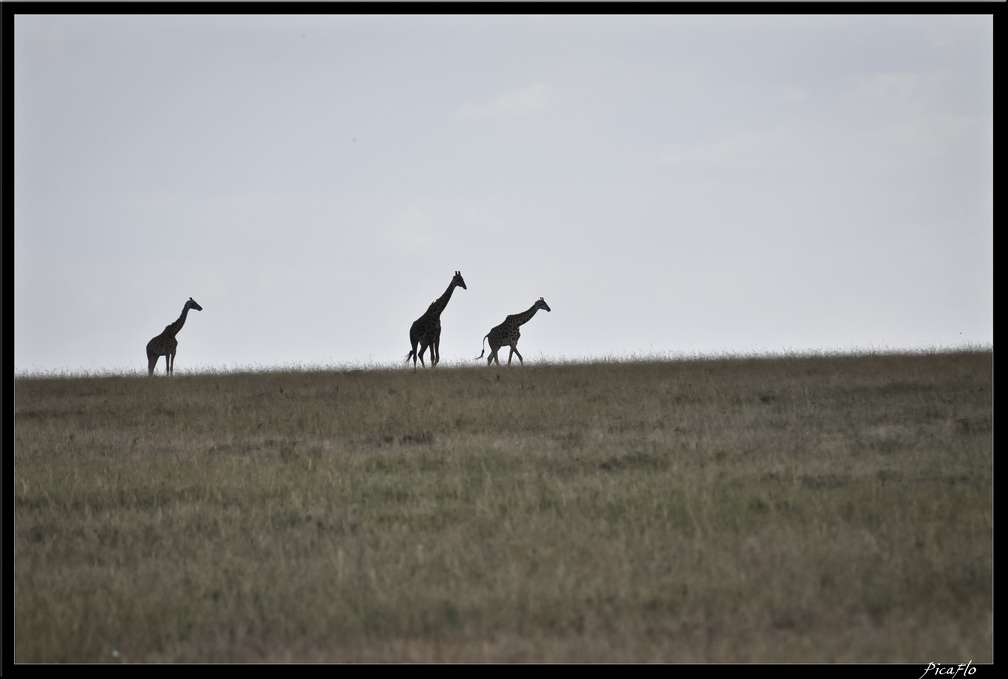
left=146, top=297, right=203, bottom=376
left=406, top=271, right=467, bottom=370
left=477, top=297, right=551, bottom=366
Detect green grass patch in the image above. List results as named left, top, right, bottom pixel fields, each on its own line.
left=14, top=352, right=992, bottom=662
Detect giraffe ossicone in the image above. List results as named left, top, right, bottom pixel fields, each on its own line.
left=146, top=297, right=203, bottom=376
left=477, top=297, right=551, bottom=366
left=406, top=271, right=467, bottom=370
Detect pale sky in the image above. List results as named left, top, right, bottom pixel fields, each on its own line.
left=12, top=11, right=994, bottom=374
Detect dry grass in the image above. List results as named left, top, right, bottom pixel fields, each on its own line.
left=13, top=351, right=992, bottom=663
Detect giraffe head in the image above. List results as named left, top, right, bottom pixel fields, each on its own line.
left=187, top=297, right=204, bottom=312
left=453, top=270, right=467, bottom=290
left=535, top=297, right=551, bottom=313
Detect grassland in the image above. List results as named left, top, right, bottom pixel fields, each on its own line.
left=13, top=351, right=992, bottom=663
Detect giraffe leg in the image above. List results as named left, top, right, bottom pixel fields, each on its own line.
left=509, top=345, right=524, bottom=365
left=433, top=338, right=440, bottom=367
left=168, top=350, right=175, bottom=375
left=147, top=348, right=158, bottom=376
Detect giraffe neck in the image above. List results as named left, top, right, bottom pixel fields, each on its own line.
left=511, top=304, right=542, bottom=327
left=166, top=304, right=192, bottom=338
left=427, top=281, right=458, bottom=319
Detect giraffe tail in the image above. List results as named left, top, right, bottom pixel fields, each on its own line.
left=476, top=334, right=489, bottom=360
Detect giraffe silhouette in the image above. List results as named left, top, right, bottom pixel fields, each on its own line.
left=406, top=271, right=467, bottom=370
left=146, top=297, right=203, bottom=376
left=477, top=297, right=551, bottom=366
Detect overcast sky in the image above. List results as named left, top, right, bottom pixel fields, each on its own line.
left=13, top=12, right=993, bottom=374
